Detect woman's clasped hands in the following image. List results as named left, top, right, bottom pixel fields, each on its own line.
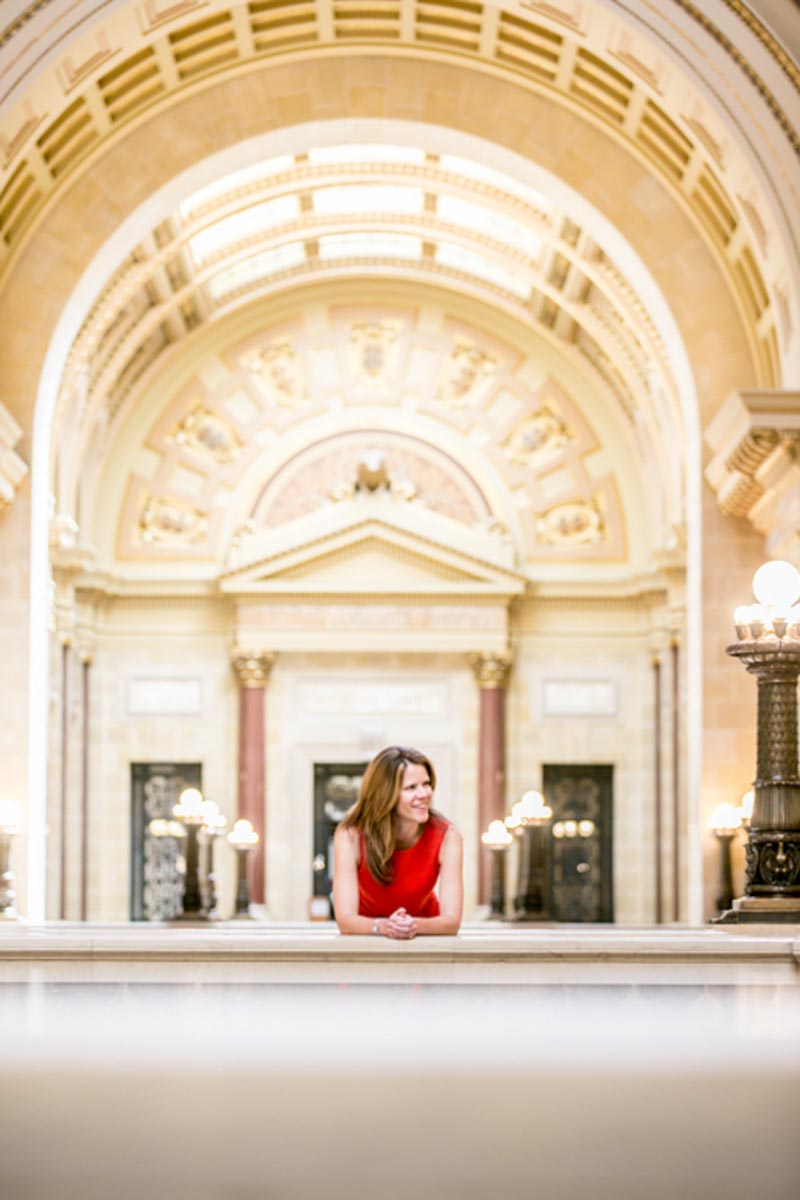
left=382, top=907, right=418, bottom=939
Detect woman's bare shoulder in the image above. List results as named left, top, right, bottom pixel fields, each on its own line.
left=334, top=824, right=360, bottom=848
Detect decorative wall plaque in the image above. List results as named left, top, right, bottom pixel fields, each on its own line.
left=139, top=496, right=208, bottom=544
left=501, top=406, right=571, bottom=465
left=240, top=339, right=306, bottom=406
left=436, top=338, right=497, bottom=407
left=173, top=403, right=243, bottom=463
left=536, top=497, right=604, bottom=545
left=350, top=320, right=400, bottom=382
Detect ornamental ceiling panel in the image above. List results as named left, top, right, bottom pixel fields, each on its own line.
left=108, top=296, right=632, bottom=573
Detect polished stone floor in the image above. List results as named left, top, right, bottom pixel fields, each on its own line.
left=0, top=977, right=798, bottom=1200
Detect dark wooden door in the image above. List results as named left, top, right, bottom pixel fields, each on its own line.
left=131, top=762, right=202, bottom=920
left=543, top=764, right=614, bottom=922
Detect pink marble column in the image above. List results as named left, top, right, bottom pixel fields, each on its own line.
left=470, top=652, right=512, bottom=905
left=231, top=652, right=275, bottom=906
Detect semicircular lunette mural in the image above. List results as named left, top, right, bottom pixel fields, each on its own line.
left=113, top=303, right=629, bottom=571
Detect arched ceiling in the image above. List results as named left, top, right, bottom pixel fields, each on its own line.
left=0, top=0, right=798, bottom=388
left=0, top=0, right=796, bottom=593
left=56, top=138, right=677, bottom=476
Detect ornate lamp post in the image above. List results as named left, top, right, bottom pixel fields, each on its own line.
left=172, top=786, right=207, bottom=922
left=228, top=818, right=259, bottom=918
left=481, top=819, right=513, bottom=918
left=723, top=559, right=800, bottom=922
left=509, top=789, right=553, bottom=921
left=707, top=803, right=742, bottom=915
left=0, top=817, right=19, bottom=922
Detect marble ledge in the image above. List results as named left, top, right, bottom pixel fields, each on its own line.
left=0, top=921, right=798, bottom=964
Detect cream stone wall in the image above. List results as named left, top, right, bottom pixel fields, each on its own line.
left=49, top=587, right=680, bottom=923
left=699, top=483, right=764, bottom=916
left=0, top=487, right=30, bottom=910
left=71, top=599, right=239, bottom=922
left=508, top=594, right=664, bottom=924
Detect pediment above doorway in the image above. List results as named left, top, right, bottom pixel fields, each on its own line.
left=221, top=504, right=527, bottom=654
left=219, top=505, right=527, bottom=599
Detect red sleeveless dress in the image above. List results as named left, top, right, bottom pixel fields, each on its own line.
left=358, top=816, right=449, bottom=918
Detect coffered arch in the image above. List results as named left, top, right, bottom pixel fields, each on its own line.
left=1, top=0, right=797, bottom=388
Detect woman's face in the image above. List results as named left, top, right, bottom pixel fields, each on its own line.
left=394, top=761, right=433, bottom=824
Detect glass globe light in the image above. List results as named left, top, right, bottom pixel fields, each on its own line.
left=707, top=802, right=742, bottom=835
left=516, top=789, right=552, bottom=823
left=227, top=818, right=259, bottom=848
left=481, top=819, right=513, bottom=848
left=752, top=560, right=800, bottom=608
left=173, top=787, right=205, bottom=823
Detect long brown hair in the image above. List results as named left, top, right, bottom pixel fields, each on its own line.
left=340, top=745, right=437, bottom=885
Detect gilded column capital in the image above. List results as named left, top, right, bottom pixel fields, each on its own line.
left=469, top=651, right=512, bottom=689
left=231, top=651, right=276, bottom=687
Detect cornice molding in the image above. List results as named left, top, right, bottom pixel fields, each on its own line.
left=670, top=0, right=800, bottom=155
left=3, top=1, right=798, bottom=95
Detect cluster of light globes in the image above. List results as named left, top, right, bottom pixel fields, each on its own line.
left=707, top=790, right=754, bottom=836
left=733, top=560, right=800, bottom=642
left=149, top=787, right=259, bottom=849
left=481, top=789, right=553, bottom=850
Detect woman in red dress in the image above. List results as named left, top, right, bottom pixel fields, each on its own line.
left=333, top=746, right=463, bottom=938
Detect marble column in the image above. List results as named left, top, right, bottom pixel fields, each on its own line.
left=470, top=652, right=512, bottom=906
left=231, top=652, right=275, bottom=906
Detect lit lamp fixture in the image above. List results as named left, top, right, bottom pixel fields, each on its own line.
left=0, top=815, right=19, bottom=922
left=553, top=819, right=596, bottom=839
left=481, top=819, right=513, bottom=919
left=199, top=800, right=227, bottom=920
left=707, top=803, right=743, bottom=915
left=227, top=818, right=259, bottom=918
left=172, top=786, right=207, bottom=921
left=148, top=818, right=186, bottom=839
left=724, top=559, right=800, bottom=922
left=510, top=789, right=553, bottom=921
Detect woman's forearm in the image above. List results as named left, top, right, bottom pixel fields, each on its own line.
left=336, top=913, right=383, bottom=935
left=411, top=914, right=461, bottom=935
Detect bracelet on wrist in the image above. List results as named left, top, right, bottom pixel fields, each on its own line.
left=373, top=917, right=382, bottom=935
